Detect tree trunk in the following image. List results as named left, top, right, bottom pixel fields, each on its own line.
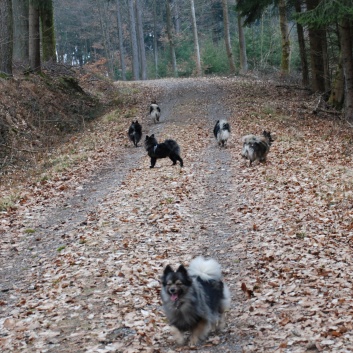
left=0, top=0, right=13, bottom=76
left=166, top=0, right=177, bottom=77
left=12, top=0, right=29, bottom=65
left=98, top=2, right=114, bottom=78
left=306, top=0, right=325, bottom=92
left=171, top=0, right=180, bottom=34
left=339, top=18, right=353, bottom=122
left=116, top=0, right=126, bottom=80
left=237, top=6, right=247, bottom=75
left=294, top=0, right=309, bottom=87
left=328, top=53, right=344, bottom=110
left=135, top=0, right=147, bottom=80
left=40, top=0, right=56, bottom=62
left=222, top=0, right=236, bottom=74
left=29, top=0, right=41, bottom=72
left=190, top=0, right=201, bottom=76
left=278, top=0, right=290, bottom=75
left=128, top=0, right=140, bottom=80
left=321, top=29, right=330, bottom=92
left=153, top=0, right=158, bottom=78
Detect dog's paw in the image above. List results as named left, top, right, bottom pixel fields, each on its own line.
left=171, top=327, right=185, bottom=345
left=189, top=334, right=200, bottom=346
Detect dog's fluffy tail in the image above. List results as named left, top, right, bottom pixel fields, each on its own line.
left=188, top=256, right=223, bottom=281
left=242, top=134, right=258, bottom=144
left=219, top=120, right=230, bottom=132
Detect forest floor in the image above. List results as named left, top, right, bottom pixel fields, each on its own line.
left=1, top=75, right=353, bottom=353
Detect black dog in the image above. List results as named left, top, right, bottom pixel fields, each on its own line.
left=144, top=134, right=183, bottom=168
left=128, top=120, right=142, bottom=147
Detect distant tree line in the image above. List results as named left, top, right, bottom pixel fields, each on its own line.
left=0, top=0, right=353, bottom=121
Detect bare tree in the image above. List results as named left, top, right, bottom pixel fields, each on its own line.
left=153, top=0, right=158, bottom=78
left=40, top=0, right=56, bottom=62
left=278, top=0, right=290, bottom=75
left=29, top=0, right=40, bottom=72
left=339, top=18, right=353, bottom=122
left=294, top=0, right=309, bottom=87
left=171, top=0, right=180, bottom=34
left=116, top=0, right=126, bottom=80
left=0, top=0, right=13, bottom=76
left=237, top=6, right=247, bottom=75
left=128, top=0, right=140, bottom=80
left=136, top=0, right=147, bottom=80
left=166, top=0, right=177, bottom=77
left=222, top=0, right=236, bottom=74
left=306, top=0, right=326, bottom=92
left=12, top=0, right=29, bottom=65
left=98, top=2, right=114, bottom=77
left=190, top=0, right=201, bottom=76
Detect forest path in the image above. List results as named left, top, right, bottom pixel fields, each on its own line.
left=0, top=78, right=247, bottom=352
left=2, top=77, right=352, bottom=353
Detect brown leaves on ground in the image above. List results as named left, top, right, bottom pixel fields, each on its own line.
left=1, top=76, right=353, bottom=352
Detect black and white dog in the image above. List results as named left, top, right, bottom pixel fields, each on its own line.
left=241, top=131, right=274, bottom=166
left=128, top=120, right=142, bottom=147
left=161, top=256, right=231, bottom=346
left=214, top=120, right=231, bottom=147
left=150, top=100, right=161, bottom=123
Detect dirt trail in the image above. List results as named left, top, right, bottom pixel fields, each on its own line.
left=1, top=78, right=248, bottom=352
left=3, top=77, right=350, bottom=353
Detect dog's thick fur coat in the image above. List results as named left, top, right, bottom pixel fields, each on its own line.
left=128, top=120, right=142, bottom=147
left=241, top=130, right=274, bottom=166
left=150, top=101, right=161, bottom=123
left=144, top=134, right=183, bottom=168
left=161, top=256, right=231, bottom=346
left=214, top=120, right=230, bottom=147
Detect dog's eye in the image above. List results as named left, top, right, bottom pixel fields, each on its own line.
left=166, top=281, right=173, bottom=285
left=175, top=280, right=182, bottom=285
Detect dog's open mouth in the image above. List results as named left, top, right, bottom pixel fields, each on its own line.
left=170, top=293, right=179, bottom=302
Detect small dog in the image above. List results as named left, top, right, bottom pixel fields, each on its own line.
left=145, top=134, right=183, bottom=168
left=241, top=130, right=274, bottom=166
left=161, top=256, right=231, bottom=346
left=128, top=120, right=142, bottom=147
left=150, top=100, right=161, bottom=123
left=214, top=120, right=231, bottom=147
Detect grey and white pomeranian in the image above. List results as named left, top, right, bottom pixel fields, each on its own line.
left=214, top=120, right=231, bottom=147
left=150, top=100, right=161, bottom=123
left=145, top=134, right=183, bottom=168
left=128, top=120, right=142, bottom=147
left=241, top=130, right=274, bottom=166
left=161, top=256, right=231, bottom=346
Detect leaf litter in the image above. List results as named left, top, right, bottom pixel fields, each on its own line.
left=1, top=76, right=353, bottom=352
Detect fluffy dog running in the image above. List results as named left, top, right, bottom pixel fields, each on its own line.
left=161, top=256, right=231, bottom=346
left=213, top=120, right=231, bottom=147
left=128, top=120, right=142, bottom=147
left=150, top=100, right=161, bottom=123
left=241, top=130, right=274, bottom=166
left=145, top=134, right=183, bottom=168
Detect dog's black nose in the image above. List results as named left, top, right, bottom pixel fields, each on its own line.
left=169, top=288, right=176, bottom=294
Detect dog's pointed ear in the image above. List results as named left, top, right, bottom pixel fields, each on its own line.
left=136, top=120, right=138, bottom=123
left=164, top=265, right=174, bottom=276
left=146, top=135, right=149, bottom=139
left=176, top=264, right=188, bottom=276
left=151, top=134, right=154, bottom=138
